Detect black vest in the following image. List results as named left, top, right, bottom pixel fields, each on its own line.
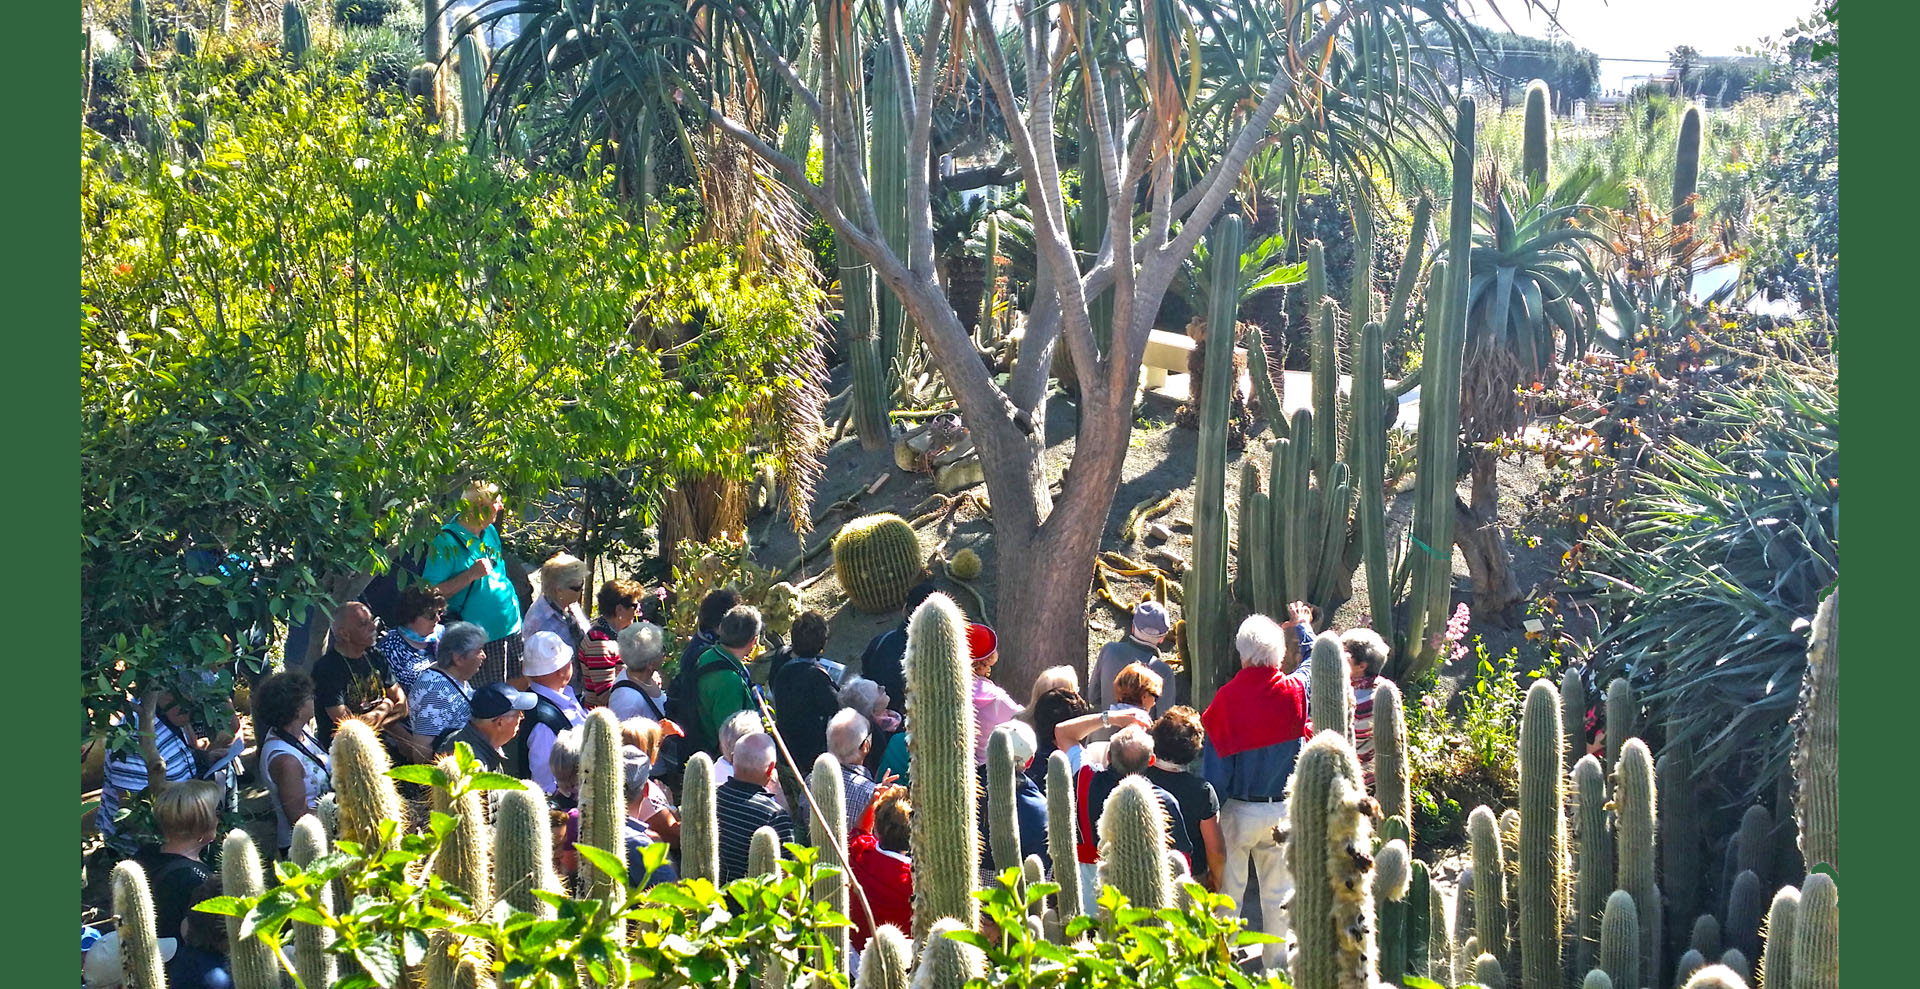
left=507, top=692, right=575, bottom=781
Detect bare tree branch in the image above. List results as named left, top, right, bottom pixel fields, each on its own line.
left=906, top=0, right=949, bottom=278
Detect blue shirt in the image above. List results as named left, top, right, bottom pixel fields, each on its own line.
left=422, top=519, right=522, bottom=642
left=1201, top=625, right=1315, bottom=802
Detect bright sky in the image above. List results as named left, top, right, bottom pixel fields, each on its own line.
left=1466, top=0, right=1816, bottom=90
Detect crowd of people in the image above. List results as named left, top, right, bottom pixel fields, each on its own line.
left=88, top=482, right=1415, bottom=983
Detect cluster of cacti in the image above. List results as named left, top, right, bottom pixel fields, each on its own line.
left=281, top=0, right=310, bottom=58
left=1791, top=592, right=1838, bottom=873
left=832, top=513, right=926, bottom=613
left=1183, top=215, right=1245, bottom=705
left=904, top=592, right=979, bottom=939
left=1286, top=730, right=1379, bottom=989
left=1096, top=776, right=1173, bottom=914
left=810, top=753, right=851, bottom=970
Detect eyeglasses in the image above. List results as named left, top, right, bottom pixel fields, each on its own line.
left=620, top=600, right=641, bottom=609
left=565, top=585, right=585, bottom=593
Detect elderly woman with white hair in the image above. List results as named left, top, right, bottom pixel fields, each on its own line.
left=1197, top=601, right=1319, bottom=971
left=837, top=676, right=900, bottom=772
left=607, top=621, right=669, bottom=722
left=523, top=552, right=591, bottom=650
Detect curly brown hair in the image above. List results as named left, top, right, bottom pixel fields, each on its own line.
left=596, top=578, right=648, bottom=619
left=1150, top=706, right=1206, bottom=765
left=872, top=787, right=913, bottom=853
left=252, top=670, right=315, bottom=731
left=393, top=582, right=448, bottom=627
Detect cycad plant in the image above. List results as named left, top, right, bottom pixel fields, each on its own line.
left=1173, top=230, right=1308, bottom=435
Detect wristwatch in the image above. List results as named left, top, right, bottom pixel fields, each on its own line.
left=1100, top=711, right=1111, bottom=728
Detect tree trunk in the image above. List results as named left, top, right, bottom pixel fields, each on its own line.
left=297, top=570, right=378, bottom=669
left=1454, top=449, right=1523, bottom=624
left=659, top=474, right=747, bottom=569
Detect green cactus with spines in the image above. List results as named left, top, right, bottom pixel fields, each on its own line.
left=316, top=792, right=339, bottom=841
left=1560, top=668, right=1586, bottom=771
left=1604, top=678, right=1632, bottom=771
left=1789, top=872, right=1836, bottom=989
left=1581, top=970, right=1614, bottom=989
left=290, top=816, right=338, bottom=987
left=682, top=751, right=719, bottom=883
left=111, top=860, right=165, bottom=989
left=1721, top=948, right=1752, bottom=984
left=1677, top=948, right=1708, bottom=986
left=1468, top=805, right=1509, bottom=967
left=130, top=0, right=150, bottom=50
left=1310, top=628, right=1354, bottom=743
left=1599, top=889, right=1640, bottom=989
left=1045, top=750, right=1082, bottom=922
left=1692, top=914, right=1723, bottom=957
left=1430, top=880, right=1454, bottom=985
left=1305, top=240, right=1339, bottom=475
left=427, top=766, right=494, bottom=989
left=833, top=514, right=926, bottom=613
left=1455, top=869, right=1476, bottom=968
left=869, top=40, right=912, bottom=376
left=1242, top=465, right=1273, bottom=611
left=1518, top=679, right=1567, bottom=989
left=1660, top=748, right=1702, bottom=962
left=1792, top=591, right=1838, bottom=874
left=577, top=706, right=626, bottom=933
left=833, top=27, right=888, bottom=454
left=1684, top=964, right=1752, bottom=989
left=330, top=719, right=405, bottom=854
left=494, top=785, right=559, bottom=920
left=913, top=917, right=985, bottom=989
left=905, top=592, right=979, bottom=940
left=1672, top=105, right=1703, bottom=225
left=1614, top=737, right=1660, bottom=981
left=1097, top=775, right=1173, bottom=915
left=749, top=824, right=782, bottom=878
left=1407, top=858, right=1433, bottom=982
left=857, top=923, right=912, bottom=989
left=1758, top=885, right=1799, bottom=989
left=1474, top=952, right=1507, bottom=989
left=1374, top=838, right=1411, bottom=984
left=282, top=0, right=310, bottom=57
left=811, top=753, right=850, bottom=970
left=220, top=830, right=277, bottom=989
left=1286, top=730, right=1378, bottom=989
left=174, top=26, right=198, bottom=57
left=1727, top=870, right=1766, bottom=963
left=1735, top=806, right=1775, bottom=888
left=1574, top=755, right=1613, bottom=977
left=1522, top=80, right=1551, bottom=190
left=986, top=725, right=1022, bottom=872
left=457, top=32, right=488, bottom=143
left=1022, top=854, right=1048, bottom=916
left=1351, top=317, right=1393, bottom=642
left=1402, top=98, right=1474, bottom=680
left=1187, top=215, right=1246, bottom=705
left=1460, top=936, right=1481, bottom=982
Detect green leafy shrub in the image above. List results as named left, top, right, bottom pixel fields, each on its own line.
left=334, top=0, right=407, bottom=27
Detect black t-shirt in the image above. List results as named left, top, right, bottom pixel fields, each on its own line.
left=132, top=848, right=215, bottom=940
left=772, top=658, right=839, bottom=773
left=165, top=943, right=234, bottom=989
left=857, top=626, right=909, bottom=718
left=1080, top=769, right=1192, bottom=859
left=311, top=646, right=395, bottom=748
left=1142, top=765, right=1220, bottom=877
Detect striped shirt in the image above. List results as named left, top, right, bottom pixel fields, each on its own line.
left=98, top=711, right=199, bottom=842
left=1352, top=675, right=1381, bottom=785
left=715, top=778, right=793, bottom=883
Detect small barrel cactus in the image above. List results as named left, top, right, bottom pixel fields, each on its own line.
left=407, top=63, right=446, bottom=123
left=1045, top=750, right=1082, bottom=921
left=1736, top=805, right=1776, bottom=888
left=682, top=752, right=719, bottom=883
left=1759, top=885, right=1799, bottom=989
left=949, top=547, right=982, bottom=581
left=290, top=816, right=338, bottom=987
left=1286, top=730, right=1378, bottom=989
left=905, top=593, right=979, bottom=939
left=833, top=514, right=926, bottom=613
left=1098, top=775, right=1173, bottom=914
left=1600, top=889, right=1640, bottom=989
left=1789, top=872, right=1837, bottom=989
left=494, top=784, right=560, bottom=920
left=221, top=830, right=278, bottom=989
left=111, top=860, right=166, bottom=989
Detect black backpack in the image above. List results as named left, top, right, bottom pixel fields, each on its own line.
left=664, top=647, right=748, bottom=755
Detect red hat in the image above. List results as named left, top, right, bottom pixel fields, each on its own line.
left=966, top=623, right=998, bottom=661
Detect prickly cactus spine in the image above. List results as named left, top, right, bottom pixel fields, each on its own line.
left=1098, top=776, right=1173, bottom=914
left=493, top=785, right=558, bottom=920
left=1791, top=591, right=1838, bottom=874
left=856, top=923, right=912, bottom=989
left=1615, top=737, right=1660, bottom=981
left=1468, top=805, right=1510, bottom=967
left=330, top=719, right=404, bottom=853
left=111, top=860, right=166, bottom=989
left=905, top=593, right=979, bottom=939
left=987, top=727, right=1022, bottom=872
left=1518, top=679, right=1567, bottom=989
left=1522, top=79, right=1551, bottom=189
left=1310, top=629, right=1354, bottom=743
left=1599, top=889, right=1640, bottom=989
left=1789, top=872, right=1836, bottom=989
left=1286, top=730, right=1378, bottom=989
left=1045, top=750, right=1082, bottom=921
left=1758, top=885, right=1798, bottom=989
left=1374, top=839, right=1411, bottom=984
left=681, top=752, right=719, bottom=883
left=811, top=753, right=850, bottom=970
left=1574, top=755, right=1613, bottom=976
left=290, top=816, right=338, bottom=987
left=833, top=514, right=926, bottom=613
left=221, top=830, right=278, bottom=989
left=912, top=917, right=985, bottom=989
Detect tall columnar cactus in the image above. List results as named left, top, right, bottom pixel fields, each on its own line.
left=130, top=0, right=150, bottom=49
left=1791, top=591, right=1838, bottom=873
left=1727, top=870, right=1766, bottom=963
left=1573, top=755, right=1613, bottom=977
left=1604, top=677, right=1632, bottom=771
left=1045, top=750, right=1082, bottom=921
left=1660, top=749, right=1701, bottom=961
left=682, top=752, right=719, bottom=883
left=1468, top=806, right=1509, bottom=967
left=1599, top=889, right=1640, bottom=989
left=1407, top=858, right=1433, bottom=982
left=1286, top=731, right=1378, bottom=989
left=428, top=768, right=494, bottom=989
left=1758, top=885, right=1799, bottom=989
left=1310, top=629, right=1354, bottom=743
left=833, top=514, right=925, bottom=613
left=1430, top=882, right=1455, bottom=985
left=456, top=32, right=488, bottom=143
left=1352, top=317, right=1393, bottom=642
left=111, top=860, right=166, bottom=989
left=1720, top=948, right=1752, bottom=984
left=281, top=0, right=310, bottom=57
left=1518, top=679, right=1567, bottom=989
left=1672, top=105, right=1703, bottom=225
left=832, top=16, right=889, bottom=455
left=1373, top=839, right=1411, bottom=984
left=749, top=825, right=783, bottom=878
left=331, top=719, right=404, bottom=853
left=422, top=0, right=449, bottom=62
left=1788, top=872, right=1836, bottom=989
left=1240, top=463, right=1272, bottom=610
left=1185, top=215, right=1245, bottom=706
left=857, top=924, right=913, bottom=989
left=913, top=919, right=985, bottom=989
left=578, top=708, right=626, bottom=921
left=1403, top=97, right=1474, bottom=679
left=1372, top=680, right=1411, bottom=844
left=1615, top=738, right=1661, bottom=981
left=1735, top=805, right=1775, bottom=888
left=811, top=753, right=851, bottom=970
left=494, top=785, right=559, bottom=920
left=1522, top=79, right=1552, bottom=189
left=869, top=40, right=912, bottom=371
left=1455, top=870, right=1476, bottom=968
left=1691, top=914, right=1723, bottom=957
left=290, top=816, right=338, bottom=987
left=1307, top=240, right=1340, bottom=476
left=1581, top=971, right=1614, bottom=989
left=905, top=593, right=980, bottom=940
left=1474, top=953, right=1506, bottom=989
left=1098, top=776, right=1174, bottom=914
left=174, top=26, right=198, bottom=57
left=1683, top=964, right=1753, bottom=989
left=1560, top=669, right=1587, bottom=772
left=987, top=727, right=1022, bottom=872
left=221, top=831, right=277, bottom=989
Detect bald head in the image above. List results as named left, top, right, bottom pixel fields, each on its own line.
left=827, top=708, right=872, bottom=764
left=732, top=732, right=777, bottom=785
left=330, top=602, right=377, bottom=655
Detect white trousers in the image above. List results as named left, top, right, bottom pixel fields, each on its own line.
left=1219, top=798, right=1292, bottom=969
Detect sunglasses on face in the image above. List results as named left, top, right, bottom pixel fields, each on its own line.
left=565, top=585, right=585, bottom=593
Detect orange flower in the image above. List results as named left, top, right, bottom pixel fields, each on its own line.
left=114, top=263, right=133, bottom=276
